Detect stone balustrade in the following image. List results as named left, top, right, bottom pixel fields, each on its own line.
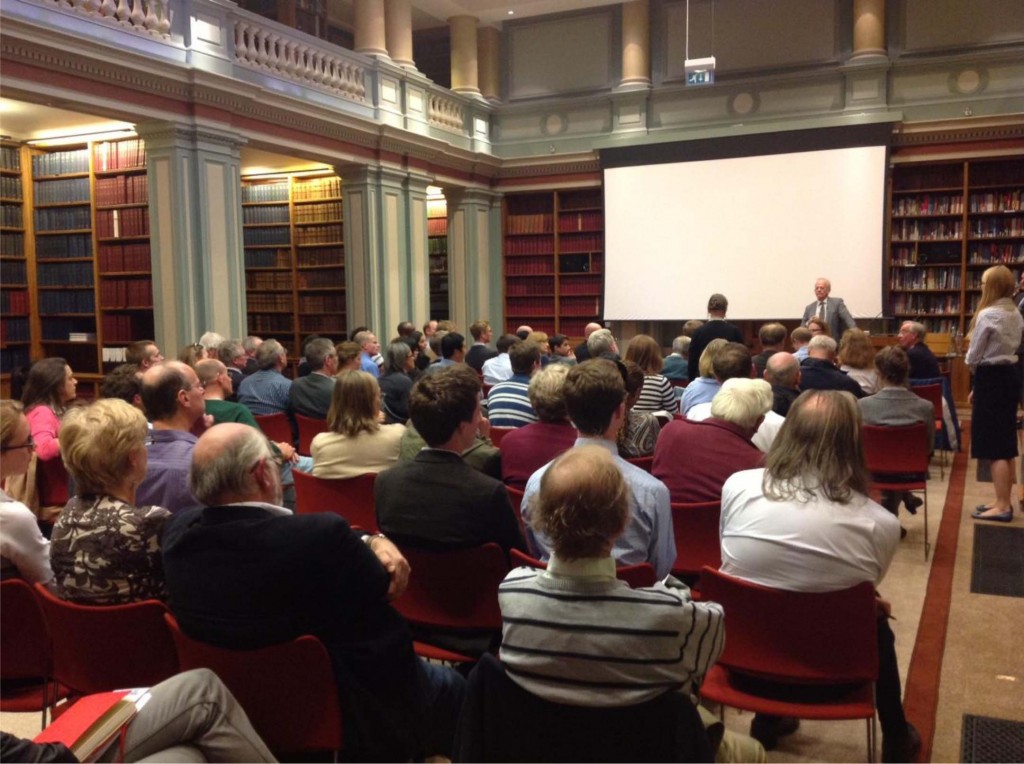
left=41, top=0, right=170, bottom=38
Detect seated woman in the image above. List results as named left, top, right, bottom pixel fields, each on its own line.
left=311, top=370, right=405, bottom=478
left=839, top=328, right=879, bottom=395
left=50, top=398, right=170, bottom=604
left=379, top=341, right=416, bottom=424
left=404, top=330, right=432, bottom=373
left=625, top=334, right=677, bottom=413
left=618, top=361, right=661, bottom=459
left=18, top=357, right=78, bottom=520
left=0, top=400, right=53, bottom=584
left=806, top=316, right=830, bottom=337
left=679, top=338, right=728, bottom=417
left=178, top=342, right=207, bottom=367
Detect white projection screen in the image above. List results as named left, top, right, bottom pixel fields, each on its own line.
left=602, top=131, right=890, bottom=321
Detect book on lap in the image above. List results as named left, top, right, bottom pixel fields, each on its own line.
left=34, top=688, right=150, bottom=763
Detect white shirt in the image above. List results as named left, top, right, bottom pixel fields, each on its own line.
left=966, top=302, right=1024, bottom=368
left=0, top=488, right=54, bottom=584
left=719, top=468, right=900, bottom=593
left=482, top=353, right=513, bottom=386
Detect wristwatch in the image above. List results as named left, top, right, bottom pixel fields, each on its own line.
left=361, top=532, right=387, bottom=548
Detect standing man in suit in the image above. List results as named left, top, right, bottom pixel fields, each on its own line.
left=802, top=278, right=857, bottom=340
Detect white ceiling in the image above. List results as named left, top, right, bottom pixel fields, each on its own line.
left=332, top=0, right=623, bottom=30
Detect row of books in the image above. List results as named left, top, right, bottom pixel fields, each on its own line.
left=506, top=319, right=556, bottom=335
left=560, top=193, right=601, bottom=212
left=506, top=276, right=554, bottom=297
left=32, top=149, right=89, bottom=177
left=98, top=242, right=151, bottom=272
left=35, top=206, right=92, bottom=232
left=1, top=317, right=30, bottom=342
left=560, top=274, right=603, bottom=295
left=37, top=233, right=92, bottom=258
left=969, top=190, right=1023, bottom=213
left=559, top=296, right=602, bottom=316
left=245, top=249, right=291, bottom=268
left=300, top=316, right=346, bottom=333
left=96, top=208, right=150, bottom=239
left=294, top=176, right=341, bottom=201
left=247, top=271, right=293, bottom=290
left=38, top=262, right=94, bottom=287
left=1, top=175, right=22, bottom=199
left=0, top=290, right=29, bottom=313
left=891, top=219, right=963, bottom=241
left=247, top=314, right=294, bottom=332
left=427, top=219, right=447, bottom=236
left=34, top=177, right=91, bottom=205
left=3, top=261, right=26, bottom=284
left=505, top=239, right=555, bottom=256
left=94, top=139, right=146, bottom=172
left=891, top=294, right=961, bottom=314
left=968, top=218, right=1023, bottom=238
left=297, top=268, right=344, bottom=288
left=428, top=237, right=447, bottom=255
left=95, top=174, right=148, bottom=206
left=967, top=242, right=1024, bottom=264
left=558, top=211, right=603, bottom=232
left=891, top=194, right=963, bottom=217
left=243, top=205, right=291, bottom=225
left=889, top=268, right=961, bottom=290
left=41, top=317, right=95, bottom=340
left=99, top=279, right=153, bottom=308
left=506, top=256, right=555, bottom=276
left=244, top=227, right=290, bottom=246
left=102, top=347, right=129, bottom=363
left=242, top=182, right=289, bottom=203
left=299, top=294, right=345, bottom=312
left=294, top=201, right=342, bottom=224
left=295, top=224, right=342, bottom=245
left=0, top=146, right=21, bottom=172
left=247, top=293, right=293, bottom=311
left=1, top=204, right=22, bottom=228
left=560, top=233, right=603, bottom=252
left=1, top=232, right=24, bottom=256
left=0, top=346, right=30, bottom=373
left=507, top=297, right=555, bottom=315
left=101, top=313, right=146, bottom=342
left=39, top=290, right=96, bottom=313
left=506, top=198, right=554, bottom=217
left=298, top=250, right=343, bottom=267
left=506, top=214, right=554, bottom=235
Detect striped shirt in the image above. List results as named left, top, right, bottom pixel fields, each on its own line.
left=499, top=555, right=725, bottom=707
left=237, top=370, right=292, bottom=416
left=485, top=374, right=538, bottom=428
left=634, top=374, right=677, bottom=413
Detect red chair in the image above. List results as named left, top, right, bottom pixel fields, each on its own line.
left=626, top=455, right=655, bottom=473
left=254, top=412, right=293, bottom=444
left=505, top=485, right=527, bottom=539
left=862, top=423, right=931, bottom=560
left=392, top=543, right=509, bottom=663
left=0, top=580, right=69, bottom=725
left=164, top=614, right=343, bottom=756
left=669, top=501, right=722, bottom=596
left=510, top=548, right=657, bottom=588
left=699, top=568, right=879, bottom=761
left=295, top=413, right=328, bottom=456
left=33, top=584, right=178, bottom=695
left=489, top=426, right=515, bottom=448
left=481, top=383, right=494, bottom=398
left=912, top=383, right=946, bottom=479
left=293, top=469, right=378, bottom=533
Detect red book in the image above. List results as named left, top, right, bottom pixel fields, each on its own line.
left=35, top=688, right=149, bottom=762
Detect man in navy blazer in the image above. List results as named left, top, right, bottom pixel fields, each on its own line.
left=802, top=277, right=857, bottom=340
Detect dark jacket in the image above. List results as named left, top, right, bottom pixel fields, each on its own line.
left=798, top=357, right=865, bottom=398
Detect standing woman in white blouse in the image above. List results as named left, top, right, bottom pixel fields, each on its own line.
left=966, top=265, right=1024, bottom=522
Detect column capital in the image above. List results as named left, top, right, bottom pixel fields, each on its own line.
left=135, top=121, right=248, bottom=154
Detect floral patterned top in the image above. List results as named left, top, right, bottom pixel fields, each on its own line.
left=50, top=495, right=171, bottom=604
left=617, top=410, right=661, bottom=459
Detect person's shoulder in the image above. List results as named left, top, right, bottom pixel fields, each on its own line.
left=379, top=423, right=407, bottom=442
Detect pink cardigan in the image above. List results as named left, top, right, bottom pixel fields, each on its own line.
left=25, top=405, right=70, bottom=508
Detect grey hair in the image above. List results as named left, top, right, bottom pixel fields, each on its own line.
left=305, top=338, right=336, bottom=371
left=904, top=321, right=926, bottom=341
left=256, top=339, right=286, bottom=370
left=217, top=340, right=245, bottom=365
left=671, top=336, right=690, bottom=356
left=711, top=378, right=772, bottom=430
left=383, top=341, right=412, bottom=374
left=587, top=328, right=616, bottom=357
left=808, top=334, right=837, bottom=356
left=189, top=426, right=272, bottom=505
left=199, top=332, right=226, bottom=352
left=242, top=335, right=262, bottom=353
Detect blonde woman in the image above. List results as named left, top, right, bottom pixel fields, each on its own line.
left=966, top=265, right=1024, bottom=521
left=311, top=370, right=405, bottom=478
left=51, top=398, right=170, bottom=603
left=625, top=334, right=677, bottom=413
left=838, top=328, right=879, bottom=395
left=679, top=338, right=729, bottom=417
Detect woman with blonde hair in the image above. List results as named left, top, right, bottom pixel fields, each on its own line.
left=311, top=370, right=405, bottom=478
left=51, top=398, right=170, bottom=603
left=625, top=334, right=677, bottom=413
left=838, top=328, right=879, bottom=395
left=966, top=265, right=1024, bottom=521
left=179, top=342, right=207, bottom=367
left=679, top=338, right=728, bottom=417
left=0, top=400, right=53, bottom=583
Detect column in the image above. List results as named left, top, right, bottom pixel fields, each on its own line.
left=135, top=121, right=247, bottom=355
left=404, top=173, right=432, bottom=326
left=852, top=0, right=886, bottom=58
left=620, top=0, right=650, bottom=87
left=449, top=15, right=480, bottom=97
left=385, top=0, right=415, bottom=69
left=354, top=0, right=388, bottom=58
left=477, top=26, right=501, bottom=102
left=445, top=188, right=501, bottom=332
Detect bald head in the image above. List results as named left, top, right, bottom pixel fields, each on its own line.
left=190, top=423, right=278, bottom=506
left=141, top=360, right=202, bottom=425
left=584, top=322, right=603, bottom=337
left=765, top=352, right=800, bottom=389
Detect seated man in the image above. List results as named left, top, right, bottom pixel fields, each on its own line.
left=161, top=423, right=464, bottom=761
left=897, top=320, right=942, bottom=380
left=216, top=339, right=248, bottom=395
left=466, top=319, right=498, bottom=372
left=799, top=335, right=865, bottom=398
left=720, top=390, right=919, bottom=761
left=653, top=378, right=769, bottom=504
left=752, top=322, right=786, bottom=378
left=548, top=333, right=577, bottom=366
left=661, top=335, right=690, bottom=381
left=500, top=446, right=763, bottom=763
left=485, top=340, right=541, bottom=428
left=236, top=339, right=293, bottom=416
left=790, top=326, right=812, bottom=361
left=482, top=333, right=519, bottom=385
left=289, top=337, right=338, bottom=419
left=764, top=351, right=801, bottom=417
left=522, top=360, right=675, bottom=579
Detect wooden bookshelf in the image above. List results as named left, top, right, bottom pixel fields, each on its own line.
left=888, top=157, right=1024, bottom=336
left=242, top=172, right=346, bottom=356
left=427, top=195, right=449, bottom=320
left=0, top=141, right=32, bottom=393
left=503, top=188, right=603, bottom=339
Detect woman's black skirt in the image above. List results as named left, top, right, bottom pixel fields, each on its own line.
left=971, top=363, right=1020, bottom=460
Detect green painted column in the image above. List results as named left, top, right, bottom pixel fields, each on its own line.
left=446, top=187, right=502, bottom=333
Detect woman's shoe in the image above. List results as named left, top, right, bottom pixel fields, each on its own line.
left=971, top=508, right=1013, bottom=522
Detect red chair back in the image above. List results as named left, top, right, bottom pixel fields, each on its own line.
left=489, top=426, right=515, bottom=448
left=392, top=544, right=508, bottom=632
left=626, top=455, right=654, bottom=473
left=295, top=414, right=328, bottom=455
left=164, top=614, right=342, bottom=755
left=293, top=470, right=378, bottom=532
left=912, top=383, right=943, bottom=422
left=505, top=485, right=527, bottom=538
left=700, top=568, right=877, bottom=684
left=1, top=580, right=68, bottom=723
left=861, top=424, right=930, bottom=476
left=669, top=502, right=722, bottom=580
left=33, top=584, right=177, bottom=695
left=509, top=549, right=657, bottom=588
left=254, top=412, right=293, bottom=444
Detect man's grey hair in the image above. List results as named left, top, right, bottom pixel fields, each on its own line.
left=353, top=330, right=374, bottom=348
left=305, top=338, right=336, bottom=371
left=711, top=378, right=773, bottom=431
left=242, top=335, right=262, bottom=354
left=671, top=335, right=691, bottom=356
left=256, top=339, right=286, bottom=370
left=217, top=340, right=245, bottom=365
left=189, top=426, right=272, bottom=505
left=587, top=328, right=616, bottom=357
left=808, top=334, right=838, bottom=356
left=198, top=332, right=226, bottom=352
left=765, top=352, right=800, bottom=387
left=904, top=321, right=926, bottom=341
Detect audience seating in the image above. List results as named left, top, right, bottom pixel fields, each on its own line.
left=698, top=568, right=879, bottom=762
left=489, top=426, right=514, bottom=448
left=504, top=485, right=527, bottom=539
left=392, top=543, right=509, bottom=664
left=164, top=614, right=343, bottom=757
left=295, top=413, right=328, bottom=456
left=670, top=501, right=722, bottom=597
left=0, top=580, right=69, bottom=725
left=862, top=423, right=931, bottom=560
left=293, top=469, right=379, bottom=532
left=481, top=383, right=493, bottom=398
left=254, top=412, right=293, bottom=445
left=510, top=548, right=657, bottom=588
left=454, top=653, right=713, bottom=763
left=911, top=382, right=946, bottom=479
left=626, top=455, right=655, bottom=473
left=33, top=584, right=178, bottom=695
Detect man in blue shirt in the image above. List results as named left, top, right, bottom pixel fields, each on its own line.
left=425, top=332, right=466, bottom=375
left=353, top=330, right=382, bottom=378
left=237, top=339, right=293, bottom=416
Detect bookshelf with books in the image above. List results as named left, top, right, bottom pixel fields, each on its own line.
left=1, top=141, right=32, bottom=387
left=427, top=195, right=449, bottom=320
left=242, top=172, right=346, bottom=357
left=503, top=189, right=603, bottom=338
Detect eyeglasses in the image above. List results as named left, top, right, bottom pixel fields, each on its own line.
left=143, top=436, right=154, bottom=447
left=1, top=436, right=35, bottom=452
